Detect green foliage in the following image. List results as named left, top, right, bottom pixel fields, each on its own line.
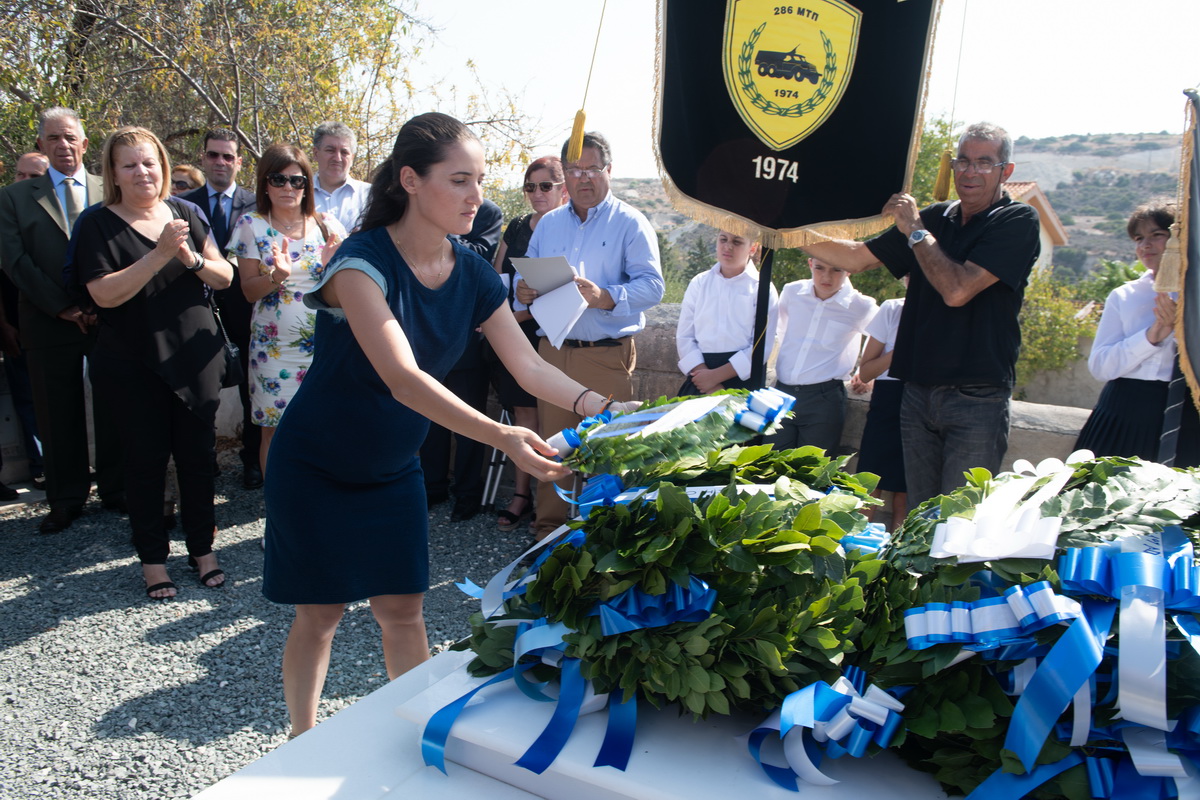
left=462, top=453, right=887, bottom=719
left=662, top=267, right=689, bottom=305
left=1049, top=247, right=1088, bottom=282
left=1045, top=171, right=1175, bottom=223
left=492, top=185, right=529, bottom=228
left=626, top=442, right=880, bottom=501
left=657, top=232, right=690, bottom=304
left=0, top=0, right=534, bottom=178
left=1015, top=269, right=1096, bottom=392
left=1072, top=258, right=1144, bottom=304
left=861, top=456, right=1200, bottom=797
left=564, top=392, right=763, bottom=476
left=683, top=237, right=713, bottom=281
left=910, top=114, right=957, bottom=208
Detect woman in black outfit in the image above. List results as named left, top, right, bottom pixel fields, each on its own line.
left=76, top=127, right=234, bottom=599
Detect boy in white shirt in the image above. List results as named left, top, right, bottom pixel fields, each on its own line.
left=766, top=258, right=877, bottom=453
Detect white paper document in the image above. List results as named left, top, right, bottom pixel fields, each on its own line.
left=531, top=282, right=588, bottom=349
left=511, top=256, right=577, bottom=294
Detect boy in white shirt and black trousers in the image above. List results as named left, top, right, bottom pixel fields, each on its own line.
left=766, top=257, right=877, bottom=454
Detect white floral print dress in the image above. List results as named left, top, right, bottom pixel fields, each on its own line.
left=227, top=211, right=347, bottom=427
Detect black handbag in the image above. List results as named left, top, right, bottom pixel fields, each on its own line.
left=210, top=296, right=243, bottom=389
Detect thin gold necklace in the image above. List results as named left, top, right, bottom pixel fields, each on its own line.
left=393, top=237, right=449, bottom=288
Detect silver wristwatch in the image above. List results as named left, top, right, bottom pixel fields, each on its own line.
left=907, top=229, right=931, bottom=249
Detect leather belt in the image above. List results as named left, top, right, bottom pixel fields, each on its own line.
left=562, top=337, right=626, bottom=348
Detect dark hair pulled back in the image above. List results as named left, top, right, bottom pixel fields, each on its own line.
left=359, top=112, right=478, bottom=232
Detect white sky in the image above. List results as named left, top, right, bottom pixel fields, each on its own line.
left=410, top=0, right=1200, bottom=181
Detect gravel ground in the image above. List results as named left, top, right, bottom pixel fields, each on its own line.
left=0, top=445, right=533, bottom=799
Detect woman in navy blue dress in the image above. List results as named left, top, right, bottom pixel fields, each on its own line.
left=264, top=113, right=636, bottom=738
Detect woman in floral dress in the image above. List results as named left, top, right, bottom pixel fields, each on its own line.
left=228, top=144, right=345, bottom=475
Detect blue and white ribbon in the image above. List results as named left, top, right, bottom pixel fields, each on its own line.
left=593, top=575, right=717, bottom=636
left=745, top=667, right=906, bottom=789
left=735, top=388, right=795, bottom=432
left=456, top=524, right=583, bottom=619
left=904, top=581, right=1082, bottom=651
left=1058, top=527, right=1200, bottom=734
left=840, top=522, right=888, bottom=554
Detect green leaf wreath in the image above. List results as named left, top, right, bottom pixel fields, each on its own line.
left=456, top=445, right=885, bottom=720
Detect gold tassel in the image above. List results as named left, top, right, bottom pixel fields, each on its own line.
left=1154, top=221, right=1184, bottom=293
left=933, top=149, right=952, bottom=201
left=567, top=110, right=587, bottom=164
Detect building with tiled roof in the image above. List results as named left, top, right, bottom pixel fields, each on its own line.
left=1004, top=181, right=1069, bottom=271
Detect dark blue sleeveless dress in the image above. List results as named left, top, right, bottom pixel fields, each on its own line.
left=262, top=227, right=506, bottom=604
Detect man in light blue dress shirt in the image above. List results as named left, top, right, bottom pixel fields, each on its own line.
left=311, top=121, right=372, bottom=234
left=516, top=131, right=663, bottom=538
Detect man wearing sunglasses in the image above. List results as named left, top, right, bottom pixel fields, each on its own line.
left=804, top=121, right=1040, bottom=509
left=182, top=128, right=261, bottom=489
left=516, top=130, right=663, bottom=540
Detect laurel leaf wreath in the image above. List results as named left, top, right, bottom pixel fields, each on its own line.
left=737, top=24, right=837, bottom=118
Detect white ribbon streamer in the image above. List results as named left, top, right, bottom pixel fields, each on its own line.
left=929, top=453, right=1089, bottom=563
left=1116, top=533, right=1169, bottom=732
left=1069, top=681, right=1092, bottom=747
left=1122, top=726, right=1188, bottom=778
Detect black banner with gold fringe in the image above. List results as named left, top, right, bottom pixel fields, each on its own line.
left=654, top=0, right=940, bottom=249
left=1175, top=89, right=1200, bottom=415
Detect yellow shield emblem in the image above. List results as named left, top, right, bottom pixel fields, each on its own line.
left=722, top=0, right=863, bottom=151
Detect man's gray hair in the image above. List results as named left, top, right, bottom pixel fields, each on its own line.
left=958, top=122, right=1012, bottom=164
left=561, top=131, right=612, bottom=166
left=313, top=121, right=357, bottom=153
left=38, top=107, right=84, bottom=139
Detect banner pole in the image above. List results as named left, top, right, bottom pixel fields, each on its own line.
left=750, top=247, right=774, bottom=390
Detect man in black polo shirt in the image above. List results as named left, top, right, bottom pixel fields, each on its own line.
left=805, top=121, right=1040, bottom=507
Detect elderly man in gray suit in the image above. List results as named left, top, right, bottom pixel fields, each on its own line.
left=0, top=107, right=123, bottom=533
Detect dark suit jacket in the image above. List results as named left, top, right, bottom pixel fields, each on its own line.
left=182, top=184, right=257, bottom=341
left=0, top=171, right=104, bottom=350
left=181, top=184, right=256, bottom=253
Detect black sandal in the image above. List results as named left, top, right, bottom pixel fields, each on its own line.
left=146, top=581, right=177, bottom=600
left=198, top=569, right=225, bottom=588
left=497, top=493, right=533, bottom=532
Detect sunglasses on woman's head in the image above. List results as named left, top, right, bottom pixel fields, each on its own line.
left=523, top=181, right=563, bottom=193
left=267, top=173, right=308, bottom=190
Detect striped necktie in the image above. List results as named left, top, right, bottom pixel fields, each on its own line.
left=1157, top=360, right=1186, bottom=466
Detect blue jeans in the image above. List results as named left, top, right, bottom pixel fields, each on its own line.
left=900, top=383, right=1011, bottom=508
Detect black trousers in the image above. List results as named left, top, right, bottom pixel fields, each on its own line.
left=27, top=339, right=123, bottom=507
left=92, top=353, right=217, bottom=565
left=420, top=339, right=488, bottom=502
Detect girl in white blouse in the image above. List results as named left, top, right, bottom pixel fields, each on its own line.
left=1074, top=202, right=1197, bottom=466
left=676, top=230, right=778, bottom=395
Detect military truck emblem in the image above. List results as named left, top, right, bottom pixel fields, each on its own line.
left=753, top=48, right=820, bottom=84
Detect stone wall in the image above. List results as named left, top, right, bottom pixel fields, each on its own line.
left=629, top=303, right=1092, bottom=472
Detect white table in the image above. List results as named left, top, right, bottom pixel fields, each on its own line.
left=193, top=651, right=539, bottom=800
left=196, top=650, right=947, bottom=800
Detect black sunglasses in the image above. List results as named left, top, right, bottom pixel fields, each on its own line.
left=266, top=173, right=308, bottom=190
left=205, top=150, right=237, bottom=163
left=172, top=180, right=193, bottom=190
left=523, top=181, right=563, bottom=193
